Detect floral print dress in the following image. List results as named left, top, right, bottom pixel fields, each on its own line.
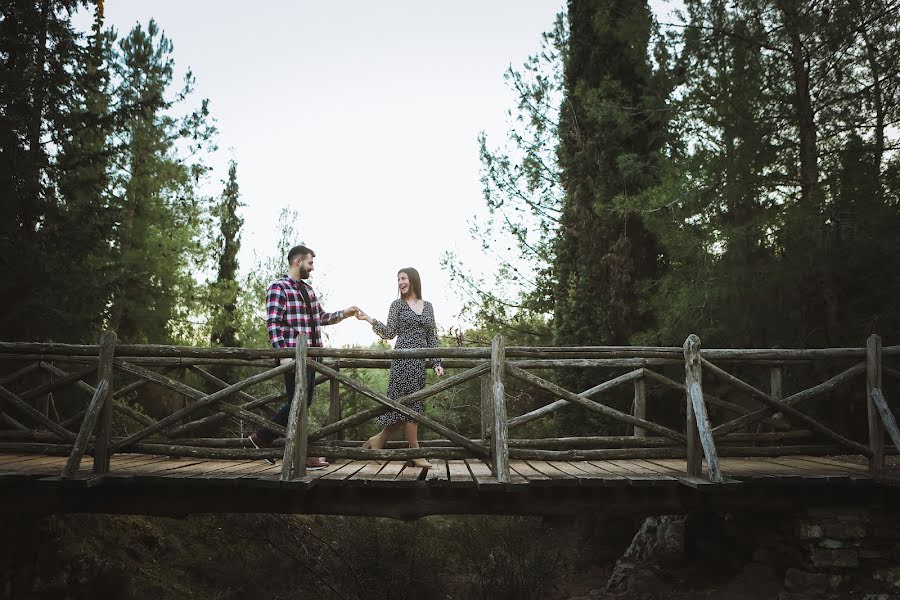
left=371, top=299, right=442, bottom=427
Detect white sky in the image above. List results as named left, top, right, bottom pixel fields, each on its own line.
left=80, top=1, right=677, bottom=347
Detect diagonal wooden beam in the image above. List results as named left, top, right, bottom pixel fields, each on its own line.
left=42, top=362, right=165, bottom=430
left=18, top=365, right=96, bottom=402
left=871, top=388, right=900, bottom=455
left=113, top=360, right=287, bottom=438
left=188, top=366, right=263, bottom=407
left=308, top=363, right=490, bottom=442
left=703, top=358, right=870, bottom=456
left=0, top=362, right=42, bottom=386
left=710, top=361, right=866, bottom=436
left=167, top=390, right=285, bottom=437
left=505, top=365, right=686, bottom=444
left=113, top=360, right=293, bottom=451
left=0, top=410, right=29, bottom=431
left=307, top=360, right=490, bottom=457
left=505, top=369, right=645, bottom=431
left=0, top=384, right=77, bottom=441
left=642, top=368, right=758, bottom=417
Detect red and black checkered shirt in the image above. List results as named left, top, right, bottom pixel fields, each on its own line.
left=266, top=275, right=343, bottom=349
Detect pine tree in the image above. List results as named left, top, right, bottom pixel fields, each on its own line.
left=209, top=159, right=243, bottom=348
left=42, top=1, right=117, bottom=341
left=106, top=20, right=216, bottom=343
left=0, top=0, right=84, bottom=340
left=553, top=0, right=668, bottom=346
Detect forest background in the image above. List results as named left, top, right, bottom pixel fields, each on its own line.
left=2, top=0, right=899, bottom=442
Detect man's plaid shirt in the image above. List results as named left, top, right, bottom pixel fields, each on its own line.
left=266, top=275, right=343, bottom=349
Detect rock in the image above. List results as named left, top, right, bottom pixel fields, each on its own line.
left=604, top=515, right=685, bottom=594
left=874, top=567, right=900, bottom=590
left=808, top=548, right=859, bottom=568
left=798, top=523, right=824, bottom=540
left=783, top=567, right=846, bottom=597
left=626, top=567, right=664, bottom=597
left=822, top=523, right=867, bottom=540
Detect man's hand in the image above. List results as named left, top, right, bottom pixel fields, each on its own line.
left=344, top=306, right=360, bottom=318
left=279, top=357, right=294, bottom=366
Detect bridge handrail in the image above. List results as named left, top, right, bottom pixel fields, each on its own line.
left=0, top=333, right=896, bottom=482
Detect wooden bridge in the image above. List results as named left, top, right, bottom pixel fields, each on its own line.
left=1, top=333, right=899, bottom=518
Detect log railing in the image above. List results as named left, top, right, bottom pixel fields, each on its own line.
left=0, top=333, right=897, bottom=483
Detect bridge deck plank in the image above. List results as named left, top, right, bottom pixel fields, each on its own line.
left=395, top=463, right=427, bottom=483
left=509, top=460, right=551, bottom=482
left=546, top=460, right=615, bottom=487
left=424, top=459, right=449, bottom=483
left=761, top=457, right=872, bottom=484
left=446, top=459, right=474, bottom=487
left=369, top=461, right=406, bottom=486
left=320, top=460, right=369, bottom=483
left=350, top=460, right=388, bottom=482
left=0, top=452, right=892, bottom=490
left=465, top=459, right=507, bottom=488
left=524, top=460, right=579, bottom=486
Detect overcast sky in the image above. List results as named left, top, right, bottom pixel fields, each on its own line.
left=80, top=1, right=675, bottom=347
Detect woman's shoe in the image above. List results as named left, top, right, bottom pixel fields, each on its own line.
left=410, top=458, right=432, bottom=469
left=362, top=434, right=382, bottom=450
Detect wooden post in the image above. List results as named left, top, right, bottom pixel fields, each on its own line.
left=329, top=369, right=342, bottom=441
left=490, top=334, right=510, bottom=483
left=769, top=365, right=784, bottom=430
left=91, top=331, right=116, bottom=474
left=867, top=334, right=884, bottom=472
left=480, top=373, right=493, bottom=442
left=62, top=380, right=109, bottom=478
left=281, top=335, right=308, bottom=481
left=633, top=377, right=647, bottom=438
left=684, top=334, right=703, bottom=476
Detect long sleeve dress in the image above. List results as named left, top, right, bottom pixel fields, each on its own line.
left=371, top=299, right=443, bottom=427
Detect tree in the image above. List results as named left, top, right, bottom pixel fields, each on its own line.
left=552, top=0, right=668, bottom=352
left=209, top=159, right=244, bottom=348
left=41, top=1, right=118, bottom=342
left=106, top=20, right=217, bottom=343
left=0, top=0, right=86, bottom=340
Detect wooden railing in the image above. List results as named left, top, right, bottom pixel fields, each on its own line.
left=0, top=333, right=898, bottom=483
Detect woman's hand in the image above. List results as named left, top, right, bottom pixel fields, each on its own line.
left=356, top=309, right=369, bottom=321
left=434, top=365, right=445, bottom=377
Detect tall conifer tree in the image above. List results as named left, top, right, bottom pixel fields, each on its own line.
left=553, top=0, right=667, bottom=348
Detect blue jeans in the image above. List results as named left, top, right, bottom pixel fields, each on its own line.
left=255, top=366, right=315, bottom=444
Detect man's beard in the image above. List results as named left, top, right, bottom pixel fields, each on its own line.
left=299, top=267, right=311, bottom=279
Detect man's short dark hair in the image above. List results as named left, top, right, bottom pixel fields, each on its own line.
left=288, top=244, right=315, bottom=264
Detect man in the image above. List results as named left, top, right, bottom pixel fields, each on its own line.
left=248, top=244, right=358, bottom=469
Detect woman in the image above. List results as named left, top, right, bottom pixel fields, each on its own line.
left=356, top=267, right=444, bottom=468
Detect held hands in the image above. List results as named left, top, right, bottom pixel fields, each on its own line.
left=355, top=309, right=372, bottom=323
left=343, top=306, right=360, bottom=318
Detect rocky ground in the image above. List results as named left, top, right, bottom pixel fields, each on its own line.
left=3, top=506, right=900, bottom=599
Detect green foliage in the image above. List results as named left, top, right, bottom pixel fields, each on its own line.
left=633, top=0, right=900, bottom=348
left=208, top=159, right=244, bottom=349
left=107, top=20, right=217, bottom=343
